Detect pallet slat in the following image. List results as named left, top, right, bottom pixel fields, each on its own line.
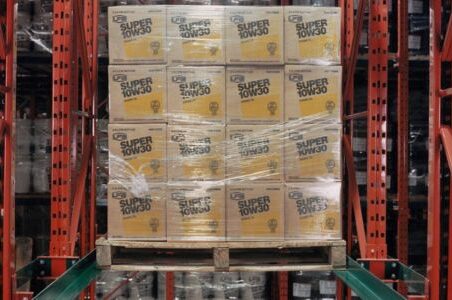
left=97, top=239, right=344, bottom=249
left=96, top=237, right=346, bottom=272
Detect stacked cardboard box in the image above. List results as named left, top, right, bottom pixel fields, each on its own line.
left=283, top=6, right=342, bottom=240
left=224, top=7, right=284, bottom=241
left=166, top=5, right=227, bottom=241
left=107, top=6, right=168, bottom=240
left=107, top=5, right=343, bottom=242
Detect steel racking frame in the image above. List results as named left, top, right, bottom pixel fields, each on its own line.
left=427, top=0, right=452, bottom=299
left=44, top=0, right=98, bottom=290
left=0, top=0, right=16, bottom=298
left=337, top=0, right=418, bottom=298
left=5, top=0, right=99, bottom=294
left=1, top=0, right=442, bottom=298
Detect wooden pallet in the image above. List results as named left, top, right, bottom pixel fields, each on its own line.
left=96, top=238, right=346, bottom=272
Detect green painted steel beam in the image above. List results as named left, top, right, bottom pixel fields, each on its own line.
left=33, top=250, right=100, bottom=299
left=334, top=257, right=405, bottom=300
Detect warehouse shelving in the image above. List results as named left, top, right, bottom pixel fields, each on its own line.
left=0, top=0, right=442, bottom=299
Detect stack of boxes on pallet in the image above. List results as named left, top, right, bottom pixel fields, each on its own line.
left=107, top=5, right=167, bottom=240
left=224, top=7, right=284, bottom=241
left=283, top=6, right=342, bottom=240
left=107, top=4, right=342, bottom=242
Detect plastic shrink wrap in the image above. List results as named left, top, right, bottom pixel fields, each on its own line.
left=106, top=4, right=343, bottom=242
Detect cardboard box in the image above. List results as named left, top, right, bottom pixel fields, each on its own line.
left=109, top=65, right=166, bottom=123
left=226, top=183, right=284, bottom=241
left=285, top=182, right=341, bottom=239
left=108, top=123, right=167, bottom=181
left=108, top=180, right=166, bottom=240
left=284, top=124, right=341, bottom=181
left=284, top=6, right=341, bottom=64
left=226, top=66, right=284, bottom=124
left=225, top=6, right=284, bottom=64
left=167, top=6, right=225, bottom=65
left=167, top=182, right=225, bottom=241
left=108, top=6, right=166, bottom=64
left=226, top=125, right=283, bottom=182
left=167, top=66, right=225, bottom=124
left=168, top=125, right=225, bottom=181
left=285, top=65, right=342, bottom=123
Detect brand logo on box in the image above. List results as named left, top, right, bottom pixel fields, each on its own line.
left=230, top=133, right=244, bottom=141
left=112, top=132, right=127, bottom=141
left=326, top=217, right=336, bottom=230
left=208, top=220, right=219, bottom=233
left=112, top=15, right=127, bottom=23
left=325, top=159, right=336, bottom=172
left=113, top=74, right=127, bottom=82
left=172, top=75, right=186, bottom=83
left=230, top=75, right=245, bottom=83
left=171, top=192, right=185, bottom=201
left=267, top=160, right=278, bottom=173
left=288, top=15, right=303, bottom=23
left=149, top=218, right=160, bottom=232
left=288, top=131, right=303, bottom=141
left=325, top=101, right=335, bottom=113
left=267, top=218, right=278, bottom=233
left=112, top=191, right=127, bottom=199
left=230, top=191, right=245, bottom=200
left=289, top=73, right=303, bottom=82
left=230, top=15, right=244, bottom=24
left=171, top=16, right=186, bottom=24
left=288, top=191, right=303, bottom=200
left=171, top=133, right=186, bottom=143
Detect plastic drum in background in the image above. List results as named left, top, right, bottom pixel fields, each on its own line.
left=16, top=159, right=32, bottom=193
left=17, top=119, right=32, bottom=157
left=31, top=155, right=50, bottom=193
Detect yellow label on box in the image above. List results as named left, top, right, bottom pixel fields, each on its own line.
left=285, top=182, right=341, bottom=239
left=226, top=183, right=284, bottom=241
left=225, top=7, right=283, bottom=64
left=226, top=125, right=283, bottom=182
left=167, top=66, right=225, bottom=124
left=108, top=123, right=167, bottom=181
left=109, top=65, right=166, bottom=123
left=226, top=67, right=283, bottom=124
left=167, top=183, right=225, bottom=241
left=168, top=125, right=225, bottom=181
left=167, top=6, right=225, bottom=65
left=108, top=181, right=166, bottom=240
left=284, top=6, right=341, bottom=64
left=285, top=65, right=342, bottom=123
left=284, top=124, right=341, bottom=181
left=108, top=6, right=166, bottom=64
